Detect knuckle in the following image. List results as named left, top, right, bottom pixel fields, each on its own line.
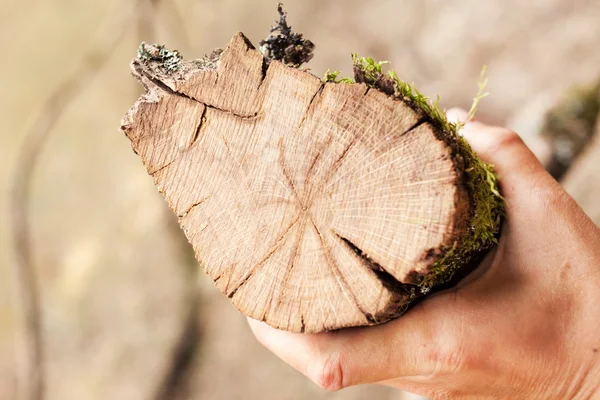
left=485, top=128, right=524, bottom=153
left=425, top=325, right=471, bottom=375
left=308, top=352, right=345, bottom=391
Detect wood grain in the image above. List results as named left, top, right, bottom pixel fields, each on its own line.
left=122, top=33, right=471, bottom=332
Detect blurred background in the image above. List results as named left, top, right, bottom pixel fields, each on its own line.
left=1, top=0, right=600, bottom=399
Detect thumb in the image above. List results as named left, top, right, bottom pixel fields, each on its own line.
left=248, top=301, right=449, bottom=391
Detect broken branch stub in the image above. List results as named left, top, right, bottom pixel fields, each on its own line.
left=121, top=32, right=501, bottom=333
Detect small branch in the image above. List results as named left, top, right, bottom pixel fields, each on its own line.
left=136, top=2, right=201, bottom=398
left=161, top=0, right=192, bottom=49
left=137, top=0, right=158, bottom=47
left=151, top=211, right=201, bottom=400
left=137, top=0, right=191, bottom=51
left=259, top=3, right=315, bottom=67
left=151, top=214, right=201, bottom=400
left=9, top=2, right=138, bottom=399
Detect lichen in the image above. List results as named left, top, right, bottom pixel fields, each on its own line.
left=259, top=3, right=315, bottom=68
left=194, top=48, right=224, bottom=71
left=351, top=55, right=504, bottom=293
left=137, top=42, right=183, bottom=72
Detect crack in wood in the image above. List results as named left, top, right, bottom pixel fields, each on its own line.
left=306, top=135, right=333, bottom=184
left=227, top=271, right=253, bottom=299
left=256, top=57, right=269, bottom=92
left=275, top=218, right=306, bottom=317
left=134, top=60, right=261, bottom=119
left=296, top=83, right=325, bottom=132
left=227, top=215, right=300, bottom=299
left=311, top=220, right=371, bottom=324
left=333, top=231, right=417, bottom=297
left=178, top=196, right=210, bottom=218
left=278, top=138, right=302, bottom=207
left=321, top=133, right=359, bottom=187
left=150, top=158, right=176, bottom=176
left=213, top=272, right=224, bottom=284
left=401, top=117, right=427, bottom=136
left=147, top=106, right=207, bottom=176
left=189, top=106, right=208, bottom=149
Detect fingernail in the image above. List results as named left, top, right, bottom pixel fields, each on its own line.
left=446, top=107, right=468, bottom=123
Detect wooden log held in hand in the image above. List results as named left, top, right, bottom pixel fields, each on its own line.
left=121, top=31, right=503, bottom=333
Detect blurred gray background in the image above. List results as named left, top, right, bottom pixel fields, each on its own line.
left=2, top=0, right=600, bottom=399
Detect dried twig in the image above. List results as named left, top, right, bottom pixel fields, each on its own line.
left=259, top=3, right=315, bottom=67
left=135, top=1, right=202, bottom=398
left=9, top=2, right=138, bottom=399
left=137, top=0, right=191, bottom=50
left=159, top=0, right=192, bottom=49
left=151, top=216, right=201, bottom=400
left=11, top=1, right=198, bottom=398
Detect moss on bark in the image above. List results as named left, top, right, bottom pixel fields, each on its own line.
left=350, top=56, right=504, bottom=293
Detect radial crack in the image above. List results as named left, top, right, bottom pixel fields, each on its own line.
left=188, top=106, right=208, bottom=149
left=296, top=83, right=325, bottom=132
left=333, top=232, right=417, bottom=296
left=276, top=220, right=305, bottom=312
left=150, top=158, right=177, bottom=176
left=322, top=134, right=358, bottom=186
left=178, top=196, right=210, bottom=218
left=306, top=135, right=333, bottom=184
left=311, top=221, right=372, bottom=324
left=401, top=117, right=427, bottom=136
left=227, top=215, right=300, bottom=298
left=278, top=138, right=302, bottom=204
left=134, top=60, right=261, bottom=119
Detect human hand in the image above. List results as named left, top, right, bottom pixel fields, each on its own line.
left=247, top=108, right=600, bottom=399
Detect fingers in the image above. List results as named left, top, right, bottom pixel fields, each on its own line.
left=248, top=302, right=458, bottom=391
left=446, top=107, right=558, bottom=202
left=446, top=108, right=545, bottom=176
left=445, top=108, right=469, bottom=126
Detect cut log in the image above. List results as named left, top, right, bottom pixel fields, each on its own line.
left=121, top=33, right=502, bottom=333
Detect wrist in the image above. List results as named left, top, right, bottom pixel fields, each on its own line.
left=571, top=273, right=600, bottom=399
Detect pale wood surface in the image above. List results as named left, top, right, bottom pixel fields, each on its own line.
left=123, top=33, right=470, bottom=333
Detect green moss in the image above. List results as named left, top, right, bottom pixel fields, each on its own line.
left=323, top=69, right=354, bottom=83
left=351, top=55, right=504, bottom=293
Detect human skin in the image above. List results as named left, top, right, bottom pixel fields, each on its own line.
left=247, top=108, right=600, bottom=399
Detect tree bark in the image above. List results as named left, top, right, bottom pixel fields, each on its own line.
left=121, top=33, right=500, bottom=333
